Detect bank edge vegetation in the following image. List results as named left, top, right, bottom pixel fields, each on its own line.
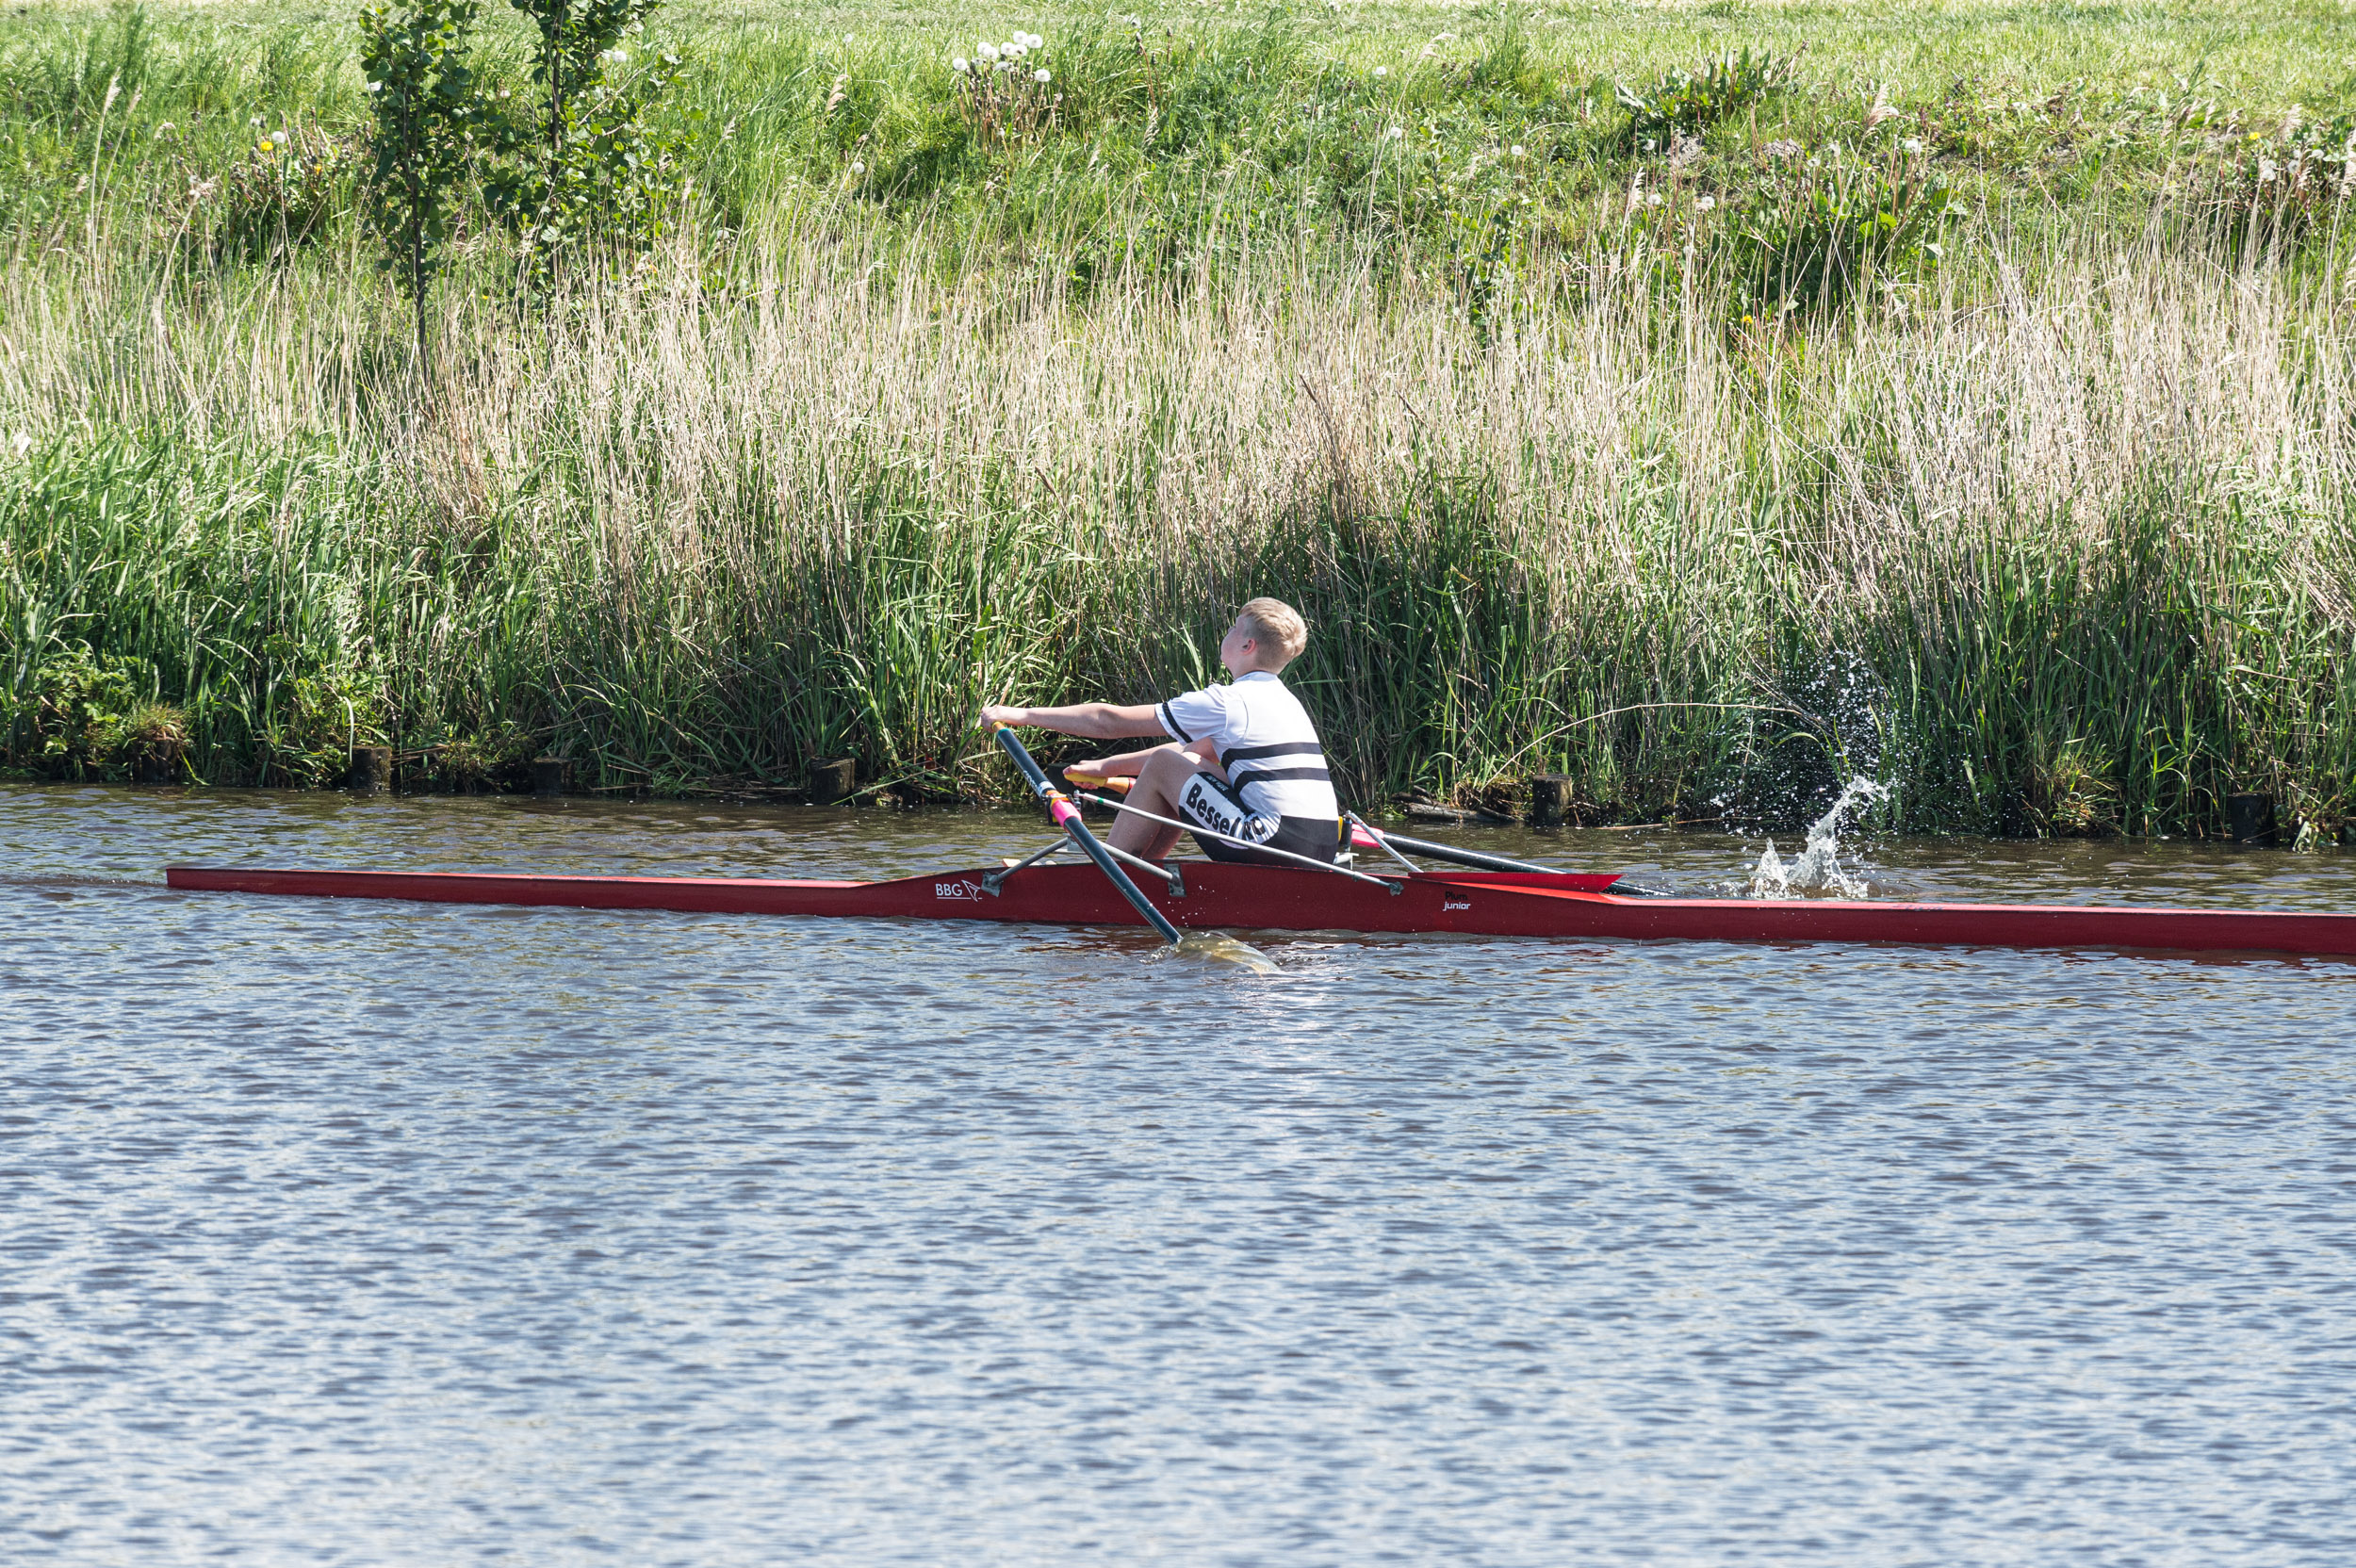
left=2, top=0, right=2352, bottom=841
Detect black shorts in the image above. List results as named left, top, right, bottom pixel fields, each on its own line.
left=1174, top=772, right=1338, bottom=865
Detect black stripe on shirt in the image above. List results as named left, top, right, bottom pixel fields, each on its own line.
left=1231, top=765, right=1333, bottom=783
left=1220, top=741, right=1327, bottom=764
left=1159, top=701, right=1192, bottom=743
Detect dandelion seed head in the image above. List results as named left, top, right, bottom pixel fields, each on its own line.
left=953, top=56, right=969, bottom=72
left=1386, top=123, right=1403, bottom=139
left=1694, top=194, right=1715, bottom=210
left=978, top=41, right=999, bottom=60
left=1903, top=137, right=1923, bottom=154
left=850, top=160, right=865, bottom=174
left=1034, top=67, right=1050, bottom=83
left=1510, top=143, right=1525, bottom=156
left=1372, top=64, right=1388, bottom=77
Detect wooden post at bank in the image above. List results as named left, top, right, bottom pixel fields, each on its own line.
left=349, top=745, right=393, bottom=794
left=2228, top=793, right=2277, bottom=845
left=532, top=758, right=566, bottom=797
left=1528, top=774, right=1574, bottom=826
left=809, top=758, right=856, bottom=806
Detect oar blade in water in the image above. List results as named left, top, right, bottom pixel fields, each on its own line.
left=1168, top=931, right=1280, bottom=973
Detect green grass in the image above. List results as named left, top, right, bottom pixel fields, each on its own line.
left=2, top=0, right=2353, bottom=840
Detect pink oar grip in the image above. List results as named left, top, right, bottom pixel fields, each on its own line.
left=1047, top=796, right=1081, bottom=827
left=1349, top=825, right=1383, bottom=850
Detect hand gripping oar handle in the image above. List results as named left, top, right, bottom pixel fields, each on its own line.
left=991, top=724, right=1184, bottom=945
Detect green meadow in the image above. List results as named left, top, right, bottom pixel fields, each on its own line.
left=2, top=0, right=2352, bottom=837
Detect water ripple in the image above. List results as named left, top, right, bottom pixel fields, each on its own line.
left=3, top=785, right=2353, bottom=1565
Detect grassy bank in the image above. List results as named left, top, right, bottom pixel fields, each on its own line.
left=3, top=1, right=2353, bottom=839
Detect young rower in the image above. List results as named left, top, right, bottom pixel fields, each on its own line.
left=977, top=597, right=1340, bottom=865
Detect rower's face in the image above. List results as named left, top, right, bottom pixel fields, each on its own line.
left=1219, top=616, right=1256, bottom=674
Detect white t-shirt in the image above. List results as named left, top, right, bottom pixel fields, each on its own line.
left=1158, top=671, right=1339, bottom=824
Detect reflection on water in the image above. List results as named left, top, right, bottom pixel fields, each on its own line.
left=4, top=784, right=2354, bottom=1566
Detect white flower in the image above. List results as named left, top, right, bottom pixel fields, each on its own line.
left=270, top=129, right=287, bottom=146
left=1004, top=41, right=1024, bottom=58
left=1510, top=143, right=1524, bottom=157
left=1386, top=124, right=1403, bottom=139
left=1373, top=65, right=1388, bottom=77
left=850, top=160, right=865, bottom=174
left=1034, top=67, right=1050, bottom=83
left=1023, top=31, right=1043, bottom=49
left=364, top=81, right=381, bottom=92
left=953, top=56, right=969, bottom=72
left=1903, top=137, right=1923, bottom=154
left=843, top=33, right=853, bottom=43
left=2257, top=157, right=2279, bottom=185
left=1693, top=195, right=1715, bottom=210
left=978, top=41, right=999, bottom=60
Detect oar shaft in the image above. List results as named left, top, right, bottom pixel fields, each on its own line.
left=1078, top=792, right=1400, bottom=891
left=992, top=727, right=1185, bottom=944
left=1358, top=823, right=1578, bottom=877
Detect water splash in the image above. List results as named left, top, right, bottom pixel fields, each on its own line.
left=1744, top=778, right=1889, bottom=900
left=1167, top=932, right=1282, bottom=973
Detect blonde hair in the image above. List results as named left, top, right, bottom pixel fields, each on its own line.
left=1237, top=596, right=1309, bottom=663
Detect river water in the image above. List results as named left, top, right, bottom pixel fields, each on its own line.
left=4, top=783, right=2353, bottom=1565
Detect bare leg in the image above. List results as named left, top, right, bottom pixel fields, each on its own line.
left=1105, top=744, right=1209, bottom=859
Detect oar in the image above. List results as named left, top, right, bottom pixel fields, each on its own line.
left=1074, top=792, right=1400, bottom=891
left=1070, top=766, right=1661, bottom=893
left=1074, top=771, right=1571, bottom=876
left=1345, top=810, right=1672, bottom=895
left=1342, top=810, right=1569, bottom=875
left=990, top=724, right=1184, bottom=945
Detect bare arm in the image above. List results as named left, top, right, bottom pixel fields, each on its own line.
left=977, top=701, right=1168, bottom=741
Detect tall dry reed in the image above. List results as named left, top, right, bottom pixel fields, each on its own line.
left=4, top=220, right=2351, bottom=833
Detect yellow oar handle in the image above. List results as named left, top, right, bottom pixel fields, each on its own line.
left=1062, top=769, right=1135, bottom=795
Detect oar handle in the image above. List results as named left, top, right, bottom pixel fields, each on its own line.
left=1062, top=768, right=1134, bottom=795
left=990, top=723, right=1184, bottom=945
